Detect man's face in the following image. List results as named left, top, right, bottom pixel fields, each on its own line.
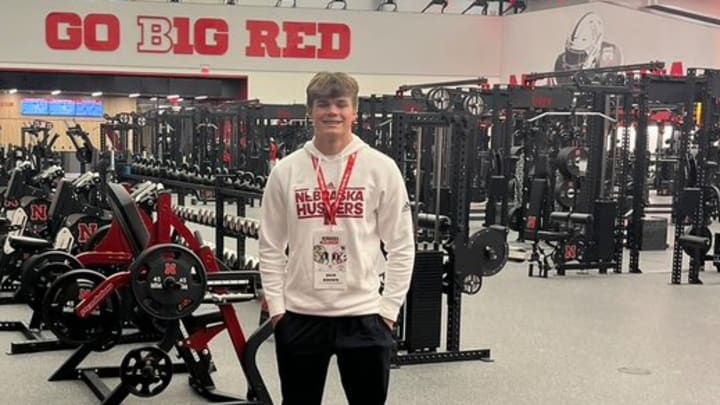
left=310, top=96, right=357, bottom=140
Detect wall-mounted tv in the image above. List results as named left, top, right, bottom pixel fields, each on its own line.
left=20, top=98, right=49, bottom=116
left=20, top=98, right=104, bottom=118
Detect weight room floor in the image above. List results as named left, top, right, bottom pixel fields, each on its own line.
left=1, top=206, right=719, bottom=405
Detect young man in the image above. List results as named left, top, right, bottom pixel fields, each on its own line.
left=259, top=72, right=415, bottom=405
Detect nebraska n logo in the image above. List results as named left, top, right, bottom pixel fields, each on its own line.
left=77, top=223, right=99, bottom=244
left=30, top=204, right=48, bottom=222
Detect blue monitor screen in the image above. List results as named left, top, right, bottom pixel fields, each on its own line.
left=21, top=99, right=49, bottom=116
left=48, top=99, right=76, bottom=116
left=76, top=101, right=104, bottom=117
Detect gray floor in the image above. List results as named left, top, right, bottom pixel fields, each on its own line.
left=1, top=204, right=720, bottom=404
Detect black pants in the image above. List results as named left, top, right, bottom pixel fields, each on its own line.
left=274, top=311, right=395, bottom=405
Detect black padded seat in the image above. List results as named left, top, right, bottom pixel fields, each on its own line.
left=48, top=180, right=72, bottom=221
left=5, top=169, right=22, bottom=200
left=106, top=182, right=150, bottom=255
left=7, top=235, right=53, bottom=250
left=536, top=231, right=568, bottom=242
left=678, top=235, right=710, bottom=250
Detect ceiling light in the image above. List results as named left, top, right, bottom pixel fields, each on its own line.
left=51, top=90, right=61, bottom=95
left=166, top=94, right=180, bottom=99
left=129, top=93, right=140, bottom=98
left=8, top=89, right=17, bottom=94
left=91, top=91, right=103, bottom=97
left=195, top=95, right=208, bottom=100
left=150, top=97, right=158, bottom=101
left=177, top=98, right=184, bottom=102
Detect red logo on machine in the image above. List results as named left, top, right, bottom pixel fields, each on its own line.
left=564, top=245, right=577, bottom=260
left=164, top=262, right=178, bottom=276
left=45, top=12, right=120, bottom=51
left=3, top=199, right=18, bottom=209
left=245, top=20, right=350, bottom=59
left=526, top=216, right=537, bottom=230
left=30, top=204, right=48, bottom=222
left=136, top=16, right=229, bottom=55
left=77, top=223, right=99, bottom=243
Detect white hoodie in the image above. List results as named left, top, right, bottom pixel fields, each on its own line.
left=259, top=135, right=415, bottom=321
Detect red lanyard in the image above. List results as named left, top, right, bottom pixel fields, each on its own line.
left=311, top=152, right=358, bottom=225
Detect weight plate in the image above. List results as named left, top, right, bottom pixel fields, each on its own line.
left=554, top=179, right=578, bottom=209
left=21, top=251, right=83, bottom=310
left=469, top=227, right=509, bottom=277
left=426, top=87, right=452, bottom=112
left=410, top=88, right=424, bottom=101
left=682, top=227, right=712, bottom=257
left=556, top=146, right=589, bottom=178
left=41, top=269, right=121, bottom=345
left=462, top=274, right=482, bottom=295
left=507, top=206, right=523, bottom=232
left=462, top=94, right=486, bottom=116
left=130, top=244, right=207, bottom=320
left=120, top=346, right=173, bottom=398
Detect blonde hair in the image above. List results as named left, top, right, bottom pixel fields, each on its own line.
left=306, top=72, right=359, bottom=110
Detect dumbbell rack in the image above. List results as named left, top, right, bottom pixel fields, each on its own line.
left=123, top=174, right=263, bottom=262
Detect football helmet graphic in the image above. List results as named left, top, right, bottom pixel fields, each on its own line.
left=560, top=12, right=605, bottom=71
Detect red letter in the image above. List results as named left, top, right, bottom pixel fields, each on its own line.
left=173, top=17, right=194, bottom=55
left=317, top=23, right=350, bottom=59
left=282, top=22, right=316, bottom=58
left=84, top=14, right=120, bottom=51
left=77, top=223, right=98, bottom=243
left=137, top=16, right=173, bottom=53
left=46, top=12, right=82, bottom=50
left=194, top=18, right=228, bottom=55
left=245, top=20, right=281, bottom=58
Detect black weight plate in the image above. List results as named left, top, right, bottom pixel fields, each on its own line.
left=462, top=94, right=486, bottom=116
left=426, top=87, right=452, bottom=112
left=554, top=179, right=578, bottom=209
left=507, top=206, right=523, bottom=232
left=42, top=269, right=121, bottom=345
left=120, top=346, right=173, bottom=398
left=556, top=147, right=588, bottom=178
left=21, top=251, right=83, bottom=309
left=469, top=227, right=509, bottom=277
left=130, top=244, right=207, bottom=320
left=461, top=274, right=482, bottom=295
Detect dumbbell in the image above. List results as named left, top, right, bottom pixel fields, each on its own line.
left=222, top=214, right=232, bottom=232
left=237, top=171, right=255, bottom=190
left=233, top=217, right=241, bottom=233
left=178, top=163, right=190, bottom=182
left=189, top=165, right=203, bottom=183
left=166, top=161, right=178, bottom=179
left=252, top=175, right=267, bottom=191
left=223, top=172, right=235, bottom=187
left=226, top=252, right=237, bottom=269
left=248, top=220, right=260, bottom=238
left=209, top=212, right=217, bottom=227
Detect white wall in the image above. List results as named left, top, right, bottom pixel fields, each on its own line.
left=501, top=2, right=720, bottom=80
left=126, top=0, right=507, bottom=15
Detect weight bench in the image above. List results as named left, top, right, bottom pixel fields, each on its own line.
left=67, top=182, right=272, bottom=404
left=678, top=234, right=710, bottom=284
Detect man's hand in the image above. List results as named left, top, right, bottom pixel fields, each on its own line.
left=271, top=314, right=284, bottom=327
left=381, top=317, right=395, bottom=331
